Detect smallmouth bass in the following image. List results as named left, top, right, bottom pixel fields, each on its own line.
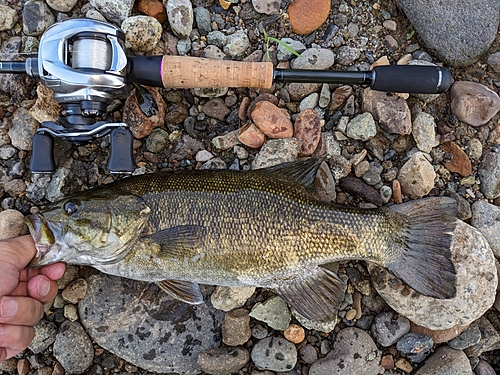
left=26, top=159, right=457, bottom=322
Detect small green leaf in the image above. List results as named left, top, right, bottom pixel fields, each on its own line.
left=262, top=29, right=301, bottom=62
left=406, top=30, right=415, bottom=40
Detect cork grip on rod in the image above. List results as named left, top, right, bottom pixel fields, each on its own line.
left=161, top=55, right=274, bottom=89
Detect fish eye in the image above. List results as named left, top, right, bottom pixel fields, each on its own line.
left=64, top=201, right=80, bottom=215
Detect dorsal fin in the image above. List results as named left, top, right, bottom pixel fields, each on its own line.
left=263, top=158, right=325, bottom=190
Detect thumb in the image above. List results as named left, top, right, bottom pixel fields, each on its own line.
left=0, top=235, right=37, bottom=296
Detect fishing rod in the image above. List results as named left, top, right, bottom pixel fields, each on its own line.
left=0, top=18, right=452, bottom=174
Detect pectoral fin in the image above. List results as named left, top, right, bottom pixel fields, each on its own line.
left=156, top=279, right=204, bottom=304
left=276, top=267, right=346, bottom=322
left=146, top=225, right=206, bottom=258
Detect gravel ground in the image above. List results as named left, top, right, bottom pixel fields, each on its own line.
left=1, top=0, right=500, bottom=374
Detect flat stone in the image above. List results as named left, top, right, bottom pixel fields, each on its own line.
left=309, top=327, right=382, bottom=375
left=202, top=98, right=230, bottom=121
left=463, top=316, right=500, bottom=357
left=396, top=0, right=499, bottom=67
left=249, top=296, right=291, bottom=331
left=441, top=141, right=472, bottom=177
left=397, top=151, right=436, bottom=199
left=61, top=278, right=88, bottom=304
left=448, top=321, right=481, bottom=350
left=450, top=81, right=500, bottom=127
left=79, top=273, right=224, bottom=374
left=193, top=7, right=211, bottom=35
left=346, top=112, right=376, bottom=141
left=409, top=322, right=469, bottom=344
left=252, top=0, right=280, bottom=15
left=29, top=85, right=62, bottom=124
left=330, top=85, right=353, bottom=111
left=487, top=51, right=500, bottom=72
left=136, top=0, right=166, bottom=23
left=362, top=88, right=411, bottom=135
left=369, top=221, right=498, bottom=330
left=251, top=101, right=293, bottom=139
left=198, top=347, right=249, bottom=375
left=288, top=0, right=331, bottom=35
left=29, top=319, right=57, bottom=354
left=396, top=332, right=433, bottom=363
left=9, top=108, right=39, bottom=151
left=414, top=346, right=472, bottom=375
left=0, top=4, right=18, bottom=31
left=277, top=38, right=306, bottom=62
left=291, top=48, right=335, bottom=70
left=212, top=129, right=240, bottom=151
left=252, top=138, right=302, bottom=169
left=23, top=0, right=55, bottom=36
left=294, top=108, right=322, bottom=156
left=123, top=87, right=166, bottom=139
left=223, top=30, right=250, bottom=58
left=222, top=309, right=251, bottom=346
left=46, top=0, right=77, bottom=12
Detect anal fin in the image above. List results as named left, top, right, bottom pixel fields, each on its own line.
left=156, top=279, right=204, bottom=305
left=276, top=267, right=346, bottom=322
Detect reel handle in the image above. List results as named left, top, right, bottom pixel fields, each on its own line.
left=107, top=127, right=136, bottom=173
left=30, top=132, right=56, bottom=174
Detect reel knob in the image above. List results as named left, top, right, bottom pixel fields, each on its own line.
left=107, top=127, right=136, bottom=173
left=30, top=132, right=56, bottom=173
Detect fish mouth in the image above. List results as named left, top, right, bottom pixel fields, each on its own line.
left=24, top=214, right=62, bottom=268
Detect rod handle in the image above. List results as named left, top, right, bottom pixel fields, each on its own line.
left=160, top=56, right=274, bottom=89
left=371, top=65, right=452, bottom=94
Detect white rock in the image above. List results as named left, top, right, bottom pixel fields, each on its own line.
left=211, top=286, right=255, bottom=311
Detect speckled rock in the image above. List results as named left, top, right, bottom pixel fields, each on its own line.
left=166, top=0, right=193, bottom=39
left=9, top=107, right=39, bottom=151
left=0, top=209, right=29, bottom=239
left=450, top=81, right=500, bottom=127
left=0, top=4, right=18, bottom=31
left=369, top=220, right=498, bottom=330
left=412, top=112, right=437, bottom=153
left=46, top=0, right=78, bottom=12
left=29, top=319, right=57, bottom=354
left=251, top=337, right=297, bottom=372
left=277, top=38, right=306, bottom=61
left=222, top=309, right=251, bottom=346
left=89, top=0, right=133, bottom=23
left=288, top=0, right=331, bottom=35
left=362, top=88, right=411, bottom=135
left=397, top=152, right=436, bottom=199
left=291, top=48, right=335, bottom=70
left=309, top=327, right=382, bottom=375
left=478, top=151, right=500, bottom=199
left=121, top=16, right=162, bottom=52
left=251, top=101, right=293, bottom=139
left=371, top=311, right=411, bottom=347
left=414, top=346, right=472, bottom=375
left=212, top=130, right=240, bottom=151
left=471, top=200, right=500, bottom=258
left=53, top=321, right=94, bottom=374
left=29, top=85, right=62, bottom=123
left=252, top=0, right=280, bottom=14
left=346, top=113, right=377, bottom=141
left=79, top=273, right=224, bottom=374
left=463, top=316, right=500, bottom=357
left=61, top=278, right=88, bottom=304
left=224, top=30, right=251, bottom=58
left=249, top=296, right=292, bottom=331
left=252, top=138, right=302, bottom=169
left=448, top=322, right=481, bottom=350
left=22, top=0, right=55, bottom=36
left=294, top=108, right=322, bottom=156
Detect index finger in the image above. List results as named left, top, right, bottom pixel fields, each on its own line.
left=0, top=236, right=37, bottom=297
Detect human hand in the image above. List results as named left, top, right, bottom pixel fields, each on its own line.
left=0, top=235, right=65, bottom=362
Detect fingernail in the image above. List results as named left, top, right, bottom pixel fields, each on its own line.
left=37, top=278, right=51, bottom=297
left=0, top=298, right=17, bottom=318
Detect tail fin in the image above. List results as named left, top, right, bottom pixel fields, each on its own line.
left=386, top=197, right=457, bottom=299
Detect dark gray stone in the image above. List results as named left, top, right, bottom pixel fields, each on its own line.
left=449, top=322, right=481, bottom=350
left=396, top=332, right=433, bottom=363
left=415, top=346, right=472, bottom=375
left=471, top=200, right=500, bottom=258
left=79, top=273, right=224, bottom=374
left=23, top=0, right=55, bottom=36
left=478, top=151, right=500, bottom=200
left=371, top=311, right=410, bottom=347
left=474, top=360, right=497, bottom=375
left=464, top=317, right=500, bottom=357
left=29, top=319, right=57, bottom=354
left=396, top=0, right=500, bottom=67
left=193, top=7, right=211, bottom=35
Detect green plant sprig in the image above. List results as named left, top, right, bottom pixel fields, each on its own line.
left=263, top=29, right=301, bottom=62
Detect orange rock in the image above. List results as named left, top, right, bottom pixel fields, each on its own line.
left=293, top=108, right=322, bottom=156
left=410, top=321, right=469, bottom=344
left=288, top=0, right=331, bottom=35
left=238, top=122, right=267, bottom=148
left=284, top=324, right=305, bottom=344
left=251, top=101, right=293, bottom=139
left=137, top=0, right=167, bottom=23
left=381, top=355, right=395, bottom=370
left=442, top=141, right=472, bottom=177
left=219, top=0, right=232, bottom=10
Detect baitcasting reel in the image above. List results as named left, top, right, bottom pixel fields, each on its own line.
left=0, top=18, right=453, bottom=174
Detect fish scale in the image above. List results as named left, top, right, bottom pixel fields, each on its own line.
left=26, top=159, right=458, bottom=322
